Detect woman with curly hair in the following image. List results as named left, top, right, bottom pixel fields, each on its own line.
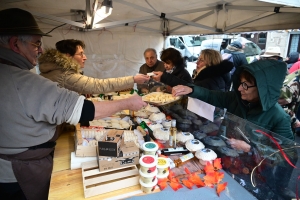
left=150, top=48, right=192, bottom=93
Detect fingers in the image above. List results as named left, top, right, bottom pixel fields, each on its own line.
left=172, top=85, right=183, bottom=96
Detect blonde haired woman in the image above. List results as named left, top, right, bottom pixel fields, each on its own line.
left=193, top=49, right=233, bottom=91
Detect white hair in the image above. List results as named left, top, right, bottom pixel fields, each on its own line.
left=0, top=35, right=32, bottom=46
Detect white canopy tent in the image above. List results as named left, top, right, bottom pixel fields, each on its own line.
left=1, top=0, right=300, bottom=79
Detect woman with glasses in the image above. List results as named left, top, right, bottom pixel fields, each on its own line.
left=38, top=39, right=149, bottom=95
left=170, top=59, right=296, bottom=199
left=171, top=59, right=293, bottom=139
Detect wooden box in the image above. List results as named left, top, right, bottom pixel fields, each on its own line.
left=81, top=160, right=139, bottom=198
left=75, top=124, right=106, bottom=157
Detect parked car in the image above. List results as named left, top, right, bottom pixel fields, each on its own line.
left=200, top=37, right=262, bottom=63
left=164, top=35, right=206, bottom=61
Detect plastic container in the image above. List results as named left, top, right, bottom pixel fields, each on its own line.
left=139, top=178, right=158, bottom=193
left=142, top=141, right=159, bottom=156
left=195, top=148, right=217, bottom=166
left=157, top=157, right=170, bottom=176
left=139, top=168, right=157, bottom=184
left=139, top=155, right=157, bottom=174
left=157, top=170, right=169, bottom=181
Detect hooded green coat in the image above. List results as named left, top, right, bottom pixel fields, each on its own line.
left=189, top=60, right=294, bottom=140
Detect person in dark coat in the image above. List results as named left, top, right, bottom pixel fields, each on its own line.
left=223, top=41, right=248, bottom=75
left=285, top=51, right=299, bottom=69
left=193, top=49, right=233, bottom=91
left=151, top=48, right=192, bottom=93
left=171, top=60, right=296, bottom=199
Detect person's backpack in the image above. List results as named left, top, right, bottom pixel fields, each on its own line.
left=222, top=53, right=235, bottom=75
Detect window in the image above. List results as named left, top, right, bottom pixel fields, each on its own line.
left=258, top=33, right=266, bottom=44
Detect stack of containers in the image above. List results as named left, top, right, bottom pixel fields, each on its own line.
left=156, top=157, right=170, bottom=181
left=139, top=155, right=158, bottom=193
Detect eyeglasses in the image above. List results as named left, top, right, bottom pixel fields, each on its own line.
left=74, top=52, right=86, bottom=57
left=27, top=41, right=42, bottom=48
left=197, top=58, right=205, bottom=62
left=240, top=81, right=256, bottom=90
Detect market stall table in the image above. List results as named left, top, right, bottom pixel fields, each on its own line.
left=48, top=131, right=257, bottom=200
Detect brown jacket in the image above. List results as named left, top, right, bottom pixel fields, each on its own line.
left=39, top=49, right=134, bottom=94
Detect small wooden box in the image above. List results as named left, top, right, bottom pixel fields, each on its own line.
left=81, top=160, right=139, bottom=198
left=75, top=124, right=106, bottom=157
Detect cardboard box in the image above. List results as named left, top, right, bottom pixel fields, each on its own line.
left=97, top=141, right=139, bottom=171
left=98, top=129, right=124, bottom=157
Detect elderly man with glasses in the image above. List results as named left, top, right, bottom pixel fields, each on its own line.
left=0, top=8, right=147, bottom=200
left=154, top=59, right=296, bottom=199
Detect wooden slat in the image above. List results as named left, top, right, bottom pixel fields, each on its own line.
left=84, top=167, right=138, bottom=185
left=82, top=161, right=140, bottom=198
left=84, top=177, right=140, bottom=198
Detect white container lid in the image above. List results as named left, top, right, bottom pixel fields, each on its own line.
left=156, top=170, right=169, bottom=179
left=185, top=139, right=205, bottom=152
left=139, top=155, right=157, bottom=168
left=157, top=157, right=170, bottom=169
left=139, top=168, right=158, bottom=177
left=139, top=177, right=158, bottom=187
left=143, top=141, right=159, bottom=152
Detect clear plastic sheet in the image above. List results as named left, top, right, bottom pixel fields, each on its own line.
left=216, top=112, right=299, bottom=200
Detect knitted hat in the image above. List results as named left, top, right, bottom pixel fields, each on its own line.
left=229, top=41, right=242, bottom=49
left=0, top=8, right=51, bottom=36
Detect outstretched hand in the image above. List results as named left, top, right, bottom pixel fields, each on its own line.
left=133, top=74, right=150, bottom=84
left=126, top=94, right=147, bottom=111
left=172, top=85, right=193, bottom=97
left=152, top=71, right=163, bottom=82
left=228, top=138, right=251, bottom=152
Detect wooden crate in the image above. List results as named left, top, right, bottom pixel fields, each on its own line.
left=81, top=160, right=140, bottom=198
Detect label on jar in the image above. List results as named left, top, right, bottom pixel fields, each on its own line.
left=145, top=142, right=157, bottom=150
left=142, top=156, right=155, bottom=164
left=182, top=132, right=191, bottom=136
left=179, top=152, right=194, bottom=162
left=158, top=158, right=167, bottom=166
left=169, top=135, right=173, bottom=146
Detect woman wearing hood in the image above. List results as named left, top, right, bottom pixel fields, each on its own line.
left=155, top=59, right=296, bottom=199
left=38, top=39, right=149, bottom=95
left=192, top=49, right=233, bottom=91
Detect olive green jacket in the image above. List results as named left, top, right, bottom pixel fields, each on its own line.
left=39, top=49, right=134, bottom=94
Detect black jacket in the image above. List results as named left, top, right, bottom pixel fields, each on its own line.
left=224, top=49, right=248, bottom=70
left=160, top=65, right=193, bottom=87
left=193, top=60, right=234, bottom=91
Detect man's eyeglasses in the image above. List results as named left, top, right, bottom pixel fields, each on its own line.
left=240, top=81, right=256, bottom=90
left=197, top=58, right=204, bottom=62
left=74, top=52, right=86, bottom=57
left=27, top=41, right=42, bottom=48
